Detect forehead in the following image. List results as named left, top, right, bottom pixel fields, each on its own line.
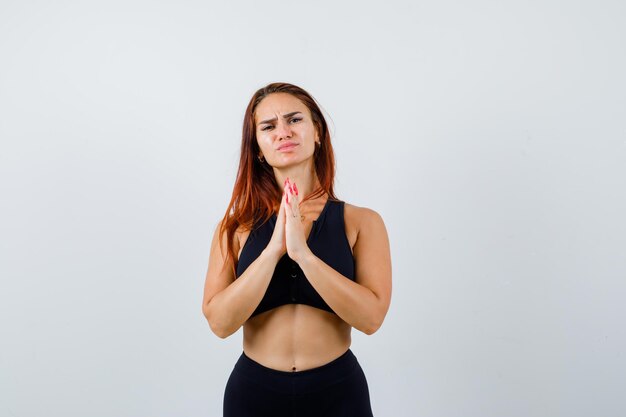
left=254, top=93, right=309, bottom=123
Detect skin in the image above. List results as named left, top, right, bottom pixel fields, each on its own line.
left=202, top=92, right=392, bottom=372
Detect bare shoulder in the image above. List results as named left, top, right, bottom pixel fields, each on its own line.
left=343, top=202, right=386, bottom=232
left=342, top=202, right=387, bottom=252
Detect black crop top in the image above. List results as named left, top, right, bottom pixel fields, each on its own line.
left=235, top=199, right=355, bottom=318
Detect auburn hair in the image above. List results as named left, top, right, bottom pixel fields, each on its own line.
left=218, top=82, right=338, bottom=276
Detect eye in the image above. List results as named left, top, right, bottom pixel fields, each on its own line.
left=261, top=125, right=273, bottom=131
left=289, top=117, right=302, bottom=124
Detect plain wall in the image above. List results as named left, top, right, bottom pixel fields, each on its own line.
left=1, top=0, right=625, bottom=416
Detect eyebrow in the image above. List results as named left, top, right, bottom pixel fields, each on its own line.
left=258, top=111, right=303, bottom=125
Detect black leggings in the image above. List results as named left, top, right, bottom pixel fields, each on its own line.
left=223, top=348, right=374, bottom=417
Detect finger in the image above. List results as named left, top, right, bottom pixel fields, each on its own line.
left=284, top=182, right=294, bottom=211
left=285, top=193, right=293, bottom=216
left=288, top=182, right=300, bottom=218
left=285, top=179, right=293, bottom=204
left=284, top=177, right=291, bottom=193
left=289, top=183, right=300, bottom=212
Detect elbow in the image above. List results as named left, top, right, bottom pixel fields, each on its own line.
left=207, top=317, right=229, bottom=339
left=362, top=313, right=385, bottom=336
left=203, top=308, right=241, bottom=340
left=363, top=323, right=380, bottom=336
left=203, top=302, right=231, bottom=339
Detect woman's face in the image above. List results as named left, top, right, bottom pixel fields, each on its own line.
left=254, top=92, right=319, bottom=168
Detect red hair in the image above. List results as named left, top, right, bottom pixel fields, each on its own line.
left=218, top=82, right=339, bottom=276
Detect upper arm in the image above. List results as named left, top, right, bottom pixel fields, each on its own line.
left=352, top=207, right=392, bottom=320
left=202, top=220, right=238, bottom=317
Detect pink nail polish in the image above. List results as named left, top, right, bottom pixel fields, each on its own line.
left=293, top=183, right=298, bottom=195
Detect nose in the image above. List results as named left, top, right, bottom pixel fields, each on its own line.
left=275, top=120, right=293, bottom=140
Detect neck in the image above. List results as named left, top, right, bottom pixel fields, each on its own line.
left=274, top=165, right=321, bottom=202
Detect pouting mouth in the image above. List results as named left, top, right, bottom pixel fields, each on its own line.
left=277, top=142, right=298, bottom=150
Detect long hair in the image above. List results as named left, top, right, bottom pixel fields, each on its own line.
left=218, top=82, right=338, bottom=276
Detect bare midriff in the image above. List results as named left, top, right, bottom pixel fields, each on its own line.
left=243, top=305, right=352, bottom=372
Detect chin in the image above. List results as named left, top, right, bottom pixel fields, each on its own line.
left=278, top=156, right=314, bottom=166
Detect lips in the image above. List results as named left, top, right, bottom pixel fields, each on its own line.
left=277, top=142, right=298, bottom=151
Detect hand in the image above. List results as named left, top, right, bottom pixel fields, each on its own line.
left=283, top=178, right=312, bottom=263
left=265, top=185, right=288, bottom=259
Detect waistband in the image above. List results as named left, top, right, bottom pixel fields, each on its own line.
left=233, top=349, right=360, bottom=394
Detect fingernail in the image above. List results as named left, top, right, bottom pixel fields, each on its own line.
left=286, top=193, right=289, bottom=204
left=293, top=183, right=298, bottom=195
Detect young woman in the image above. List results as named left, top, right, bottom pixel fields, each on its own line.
left=202, top=82, right=392, bottom=416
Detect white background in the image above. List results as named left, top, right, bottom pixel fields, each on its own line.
left=1, top=1, right=625, bottom=416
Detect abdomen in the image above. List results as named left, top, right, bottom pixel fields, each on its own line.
left=242, top=304, right=352, bottom=372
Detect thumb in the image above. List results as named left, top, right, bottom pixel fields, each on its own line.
left=276, top=190, right=286, bottom=224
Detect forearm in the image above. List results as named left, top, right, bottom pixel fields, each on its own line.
left=206, top=248, right=281, bottom=338
left=297, top=251, right=383, bottom=335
